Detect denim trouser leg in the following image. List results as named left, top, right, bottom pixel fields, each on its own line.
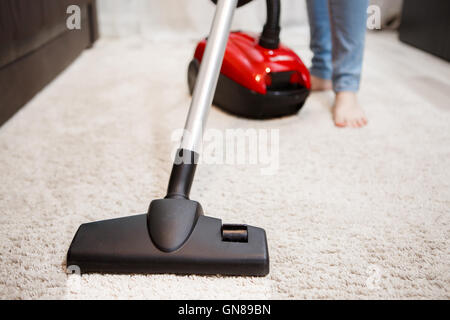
left=306, top=0, right=333, bottom=81
left=306, top=0, right=368, bottom=92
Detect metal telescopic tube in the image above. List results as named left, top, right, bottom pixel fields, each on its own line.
left=180, top=0, right=238, bottom=152
left=166, top=0, right=237, bottom=199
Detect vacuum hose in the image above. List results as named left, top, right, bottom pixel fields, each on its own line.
left=259, top=0, right=281, bottom=49
left=210, top=0, right=280, bottom=49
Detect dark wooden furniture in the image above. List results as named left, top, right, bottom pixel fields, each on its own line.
left=0, top=0, right=98, bottom=126
left=399, top=0, right=450, bottom=62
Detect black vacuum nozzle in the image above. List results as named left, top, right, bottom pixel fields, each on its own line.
left=67, top=198, right=269, bottom=276
left=67, top=148, right=269, bottom=276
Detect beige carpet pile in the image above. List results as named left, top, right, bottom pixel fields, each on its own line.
left=0, top=29, right=449, bottom=299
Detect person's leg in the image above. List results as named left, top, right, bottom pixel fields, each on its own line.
left=306, top=0, right=332, bottom=91
left=329, top=0, right=368, bottom=127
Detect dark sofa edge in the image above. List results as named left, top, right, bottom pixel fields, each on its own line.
left=0, top=1, right=98, bottom=127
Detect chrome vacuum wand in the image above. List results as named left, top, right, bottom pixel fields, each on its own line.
left=181, top=0, right=237, bottom=153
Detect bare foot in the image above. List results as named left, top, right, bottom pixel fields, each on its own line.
left=310, top=75, right=332, bottom=91
left=333, top=92, right=367, bottom=128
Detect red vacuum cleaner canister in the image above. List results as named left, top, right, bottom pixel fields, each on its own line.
left=188, top=31, right=311, bottom=119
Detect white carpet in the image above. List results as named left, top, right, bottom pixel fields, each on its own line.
left=0, top=29, right=449, bottom=299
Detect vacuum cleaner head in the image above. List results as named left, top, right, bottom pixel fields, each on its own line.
left=67, top=148, right=269, bottom=276
left=67, top=198, right=269, bottom=275
left=188, top=31, right=311, bottom=119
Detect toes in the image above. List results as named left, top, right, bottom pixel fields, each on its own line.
left=334, top=116, right=347, bottom=127
left=333, top=107, right=368, bottom=128
left=358, top=117, right=368, bottom=127
left=333, top=112, right=346, bottom=127
left=337, top=118, right=368, bottom=128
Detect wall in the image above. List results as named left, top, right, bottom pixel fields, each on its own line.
left=97, top=0, right=405, bottom=39
left=97, top=0, right=308, bottom=38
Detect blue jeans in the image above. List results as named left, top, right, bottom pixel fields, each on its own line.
left=306, top=0, right=368, bottom=92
